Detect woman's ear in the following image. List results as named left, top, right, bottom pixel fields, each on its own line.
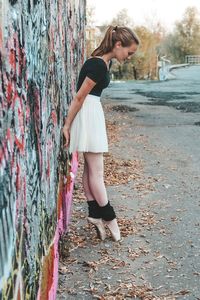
left=115, top=41, right=122, bottom=48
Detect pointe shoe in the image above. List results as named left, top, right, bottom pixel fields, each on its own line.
left=104, top=219, right=121, bottom=241
left=87, top=217, right=106, bottom=241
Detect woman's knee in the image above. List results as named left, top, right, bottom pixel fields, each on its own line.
left=87, top=164, right=104, bottom=181
left=84, top=153, right=104, bottom=177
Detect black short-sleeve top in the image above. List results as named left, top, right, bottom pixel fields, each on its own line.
left=76, top=57, right=111, bottom=96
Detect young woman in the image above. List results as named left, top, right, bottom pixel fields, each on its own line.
left=63, top=25, right=139, bottom=241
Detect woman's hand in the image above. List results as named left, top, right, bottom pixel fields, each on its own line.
left=63, top=124, right=70, bottom=148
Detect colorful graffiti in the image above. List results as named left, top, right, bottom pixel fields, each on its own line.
left=0, top=0, right=85, bottom=299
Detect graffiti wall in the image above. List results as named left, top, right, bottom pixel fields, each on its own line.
left=0, top=0, right=85, bottom=299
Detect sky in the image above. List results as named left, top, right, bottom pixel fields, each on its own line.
left=87, top=0, right=200, bottom=31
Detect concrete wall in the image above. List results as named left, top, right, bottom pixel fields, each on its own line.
left=0, top=0, right=85, bottom=299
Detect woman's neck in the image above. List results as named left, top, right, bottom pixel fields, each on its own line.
left=101, top=53, right=114, bottom=64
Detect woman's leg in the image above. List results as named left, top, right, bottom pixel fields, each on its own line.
left=82, top=157, right=95, bottom=201
left=82, top=154, right=106, bottom=240
left=83, top=152, right=108, bottom=207
left=83, top=157, right=102, bottom=219
left=83, top=152, right=121, bottom=241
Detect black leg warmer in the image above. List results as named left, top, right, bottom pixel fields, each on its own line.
left=100, top=202, right=116, bottom=221
left=87, top=200, right=101, bottom=218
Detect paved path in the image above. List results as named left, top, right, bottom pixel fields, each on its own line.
left=58, top=66, right=200, bottom=299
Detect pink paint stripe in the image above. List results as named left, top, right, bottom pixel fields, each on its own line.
left=37, top=152, right=79, bottom=300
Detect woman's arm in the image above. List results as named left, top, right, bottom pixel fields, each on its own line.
left=63, top=76, right=96, bottom=147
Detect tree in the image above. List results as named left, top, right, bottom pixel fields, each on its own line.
left=131, top=26, right=160, bottom=79
left=161, top=6, right=200, bottom=63
left=111, top=8, right=133, bottom=27
left=176, top=7, right=200, bottom=57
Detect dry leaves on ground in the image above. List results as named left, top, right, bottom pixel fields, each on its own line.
left=106, top=120, right=120, bottom=144
left=104, top=152, right=143, bottom=186
left=118, top=218, right=137, bottom=237
left=83, top=282, right=168, bottom=300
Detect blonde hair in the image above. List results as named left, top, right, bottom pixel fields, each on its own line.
left=91, top=25, right=140, bottom=57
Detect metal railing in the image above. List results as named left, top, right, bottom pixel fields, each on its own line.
left=185, top=55, right=200, bottom=64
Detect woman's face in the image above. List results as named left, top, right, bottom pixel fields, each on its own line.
left=114, top=42, right=138, bottom=63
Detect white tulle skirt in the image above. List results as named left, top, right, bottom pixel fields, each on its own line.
left=69, top=94, right=108, bottom=153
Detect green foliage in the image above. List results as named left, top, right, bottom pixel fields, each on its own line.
left=160, top=6, right=200, bottom=63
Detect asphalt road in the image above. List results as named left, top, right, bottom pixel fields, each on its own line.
left=104, top=65, right=200, bottom=113
left=102, top=65, right=200, bottom=299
